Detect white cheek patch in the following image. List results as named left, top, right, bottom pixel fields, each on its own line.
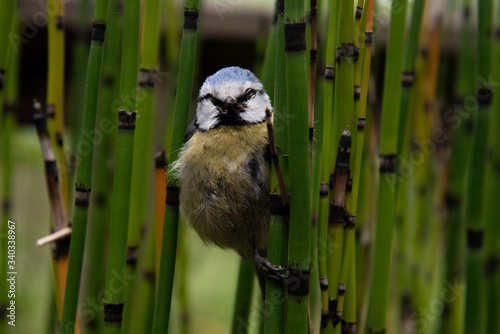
left=240, top=93, right=272, bottom=124
left=196, top=100, right=219, bottom=131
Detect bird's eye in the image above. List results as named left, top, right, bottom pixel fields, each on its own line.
left=244, top=88, right=256, bottom=99
left=206, top=94, right=216, bottom=103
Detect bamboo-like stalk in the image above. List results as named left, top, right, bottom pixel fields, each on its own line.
left=0, top=19, right=18, bottom=329
left=392, top=0, right=426, bottom=329
left=154, top=150, right=167, bottom=278
left=318, top=1, right=341, bottom=330
left=283, top=1, right=312, bottom=332
left=0, top=9, right=17, bottom=330
left=327, top=129, right=351, bottom=329
left=406, top=46, right=431, bottom=324
left=365, top=0, right=409, bottom=332
left=127, top=0, right=161, bottom=261
left=309, top=0, right=325, bottom=328
left=68, top=0, right=90, bottom=217
left=0, top=0, right=14, bottom=99
left=464, top=0, right=494, bottom=332
left=354, top=101, right=378, bottom=334
left=176, top=221, right=190, bottom=334
left=231, top=259, right=255, bottom=334
left=332, top=0, right=356, bottom=327
left=102, top=0, right=141, bottom=331
left=264, top=1, right=289, bottom=331
left=126, top=221, right=157, bottom=334
left=348, top=0, right=369, bottom=215
left=122, top=0, right=161, bottom=326
left=60, top=0, right=111, bottom=330
left=441, top=4, right=474, bottom=331
left=82, top=0, right=122, bottom=331
left=33, top=99, right=72, bottom=322
left=152, top=1, right=200, bottom=331
left=484, top=1, right=500, bottom=330
left=260, top=6, right=277, bottom=103
left=308, top=0, right=318, bottom=160
left=46, top=0, right=69, bottom=211
left=161, top=0, right=182, bottom=157
left=415, top=16, right=444, bottom=333
left=396, top=0, right=426, bottom=157
left=351, top=3, right=374, bottom=330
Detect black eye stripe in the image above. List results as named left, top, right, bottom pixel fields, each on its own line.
left=199, top=88, right=266, bottom=106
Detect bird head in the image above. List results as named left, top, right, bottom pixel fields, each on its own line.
left=195, top=66, right=272, bottom=132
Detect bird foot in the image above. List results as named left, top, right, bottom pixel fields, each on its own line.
left=253, top=248, right=287, bottom=281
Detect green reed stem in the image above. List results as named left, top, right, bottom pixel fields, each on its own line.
left=60, top=0, right=110, bottom=331
left=46, top=0, right=69, bottom=211
left=127, top=0, right=161, bottom=251
left=0, top=0, right=14, bottom=99
left=68, top=0, right=90, bottom=218
left=126, top=222, right=157, bottom=334
left=231, top=259, right=255, bottom=334
left=318, top=1, right=341, bottom=330
left=484, top=1, right=500, bottom=330
left=83, top=0, right=121, bottom=332
left=161, top=0, right=182, bottom=157
left=440, top=4, right=474, bottom=334
left=102, top=0, right=141, bottom=331
left=260, top=11, right=277, bottom=102
left=0, top=16, right=18, bottom=330
left=464, top=0, right=494, bottom=332
left=365, top=0, right=408, bottom=332
left=264, top=1, right=289, bottom=332
left=393, top=0, right=425, bottom=328
left=284, top=0, right=311, bottom=332
left=152, top=1, right=200, bottom=332
left=334, top=0, right=356, bottom=326
left=122, top=0, right=161, bottom=326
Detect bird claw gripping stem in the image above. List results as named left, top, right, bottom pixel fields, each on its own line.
left=254, top=248, right=287, bottom=281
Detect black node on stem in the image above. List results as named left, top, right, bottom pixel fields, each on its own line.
left=139, top=68, right=158, bottom=89
left=357, top=117, right=366, bottom=130
left=52, top=234, right=71, bottom=260
left=165, top=185, right=180, bottom=206
left=329, top=204, right=346, bottom=224
left=284, top=23, right=306, bottom=52
left=56, top=15, right=64, bottom=30
left=325, top=66, right=335, bottom=80
left=365, top=31, right=373, bottom=46
left=270, top=193, right=289, bottom=216
left=467, top=229, right=484, bottom=250
left=118, top=110, right=137, bottom=130
left=126, top=246, right=138, bottom=266
left=355, top=6, right=363, bottom=19
left=183, top=10, right=199, bottom=30
left=155, top=150, right=167, bottom=168
left=287, top=266, right=310, bottom=296
left=75, top=186, right=91, bottom=207
left=319, top=277, right=328, bottom=291
left=346, top=214, right=356, bottom=229
left=91, top=22, right=107, bottom=42
left=319, top=183, right=329, bottom=197
left=401, top=71, right=415, bottom=87
left=103, top=302, right=124, bottom=323
left=477, top=87, right=493, bottom=107
left=379, top=154, right=397, bottom=173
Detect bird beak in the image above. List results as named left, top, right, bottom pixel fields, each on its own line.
left=222, top=96, right=237, bottom=114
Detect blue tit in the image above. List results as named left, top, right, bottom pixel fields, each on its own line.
left=172, top=66, right=272, bottom=261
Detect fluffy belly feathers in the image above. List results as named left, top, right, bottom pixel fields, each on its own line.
left=174, top=123, right=270, bottom=259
